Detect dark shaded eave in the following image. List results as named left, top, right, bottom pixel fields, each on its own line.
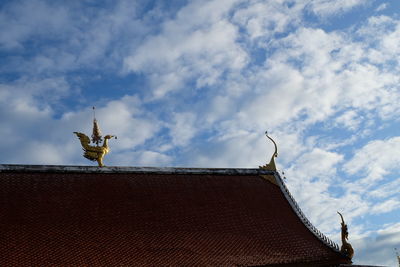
left=0, top=164, right=351, bottom=266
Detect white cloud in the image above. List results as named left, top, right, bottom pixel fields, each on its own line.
left=0, top=0, right=71, bottom=49
left=168, top=112, right=197, bottom=147
left=375, top=3, right=388, bottom=12
left=123, top=0, right=248, bottom=98
left=306, top=0, right=370, bottom=17
left=231, top=1, right=300, bottom=40
left=369, top=178, right=400, bottom=199
left=0, top=76, right=70, bottom=148
left=370, top=198, right=400, bottom=215
left=290, top=148, right=343, bottom=180
left=0, top=0, right=147, bottom=75
left=334, top=110, right=362, bottom=130
left=190, top=131, right=268, bottom=168
left=344, top=137, right=400, bottom=182
left=108, top=150, right=172, bottom=167
left=353, top=222, right=400, bottom=266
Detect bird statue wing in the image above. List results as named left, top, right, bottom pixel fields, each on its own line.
left=73, top=131, right=103, bottom=151
left=73, top=132, right=90, bottom=148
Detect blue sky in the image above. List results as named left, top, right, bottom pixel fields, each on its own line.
left=1, top=0, right=400, bottom=265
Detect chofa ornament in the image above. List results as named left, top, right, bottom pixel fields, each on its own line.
left=73, top=107, right=117, bottom=167
left=259, top=131, right=278, bottom=171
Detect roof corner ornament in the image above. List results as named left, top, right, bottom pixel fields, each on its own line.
left=73, top=107, right=117, bottom=167
left=337, top=212, right=354, bottom=260
left=259, top=131, right=278, bottom=171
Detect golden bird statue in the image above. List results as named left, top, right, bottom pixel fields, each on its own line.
left=73, top=107, right=117, bottom=167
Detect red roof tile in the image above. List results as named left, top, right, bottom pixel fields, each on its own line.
left=0, top=166, right=351, bottom=266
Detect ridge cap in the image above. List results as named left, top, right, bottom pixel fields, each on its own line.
left=0, top=164, right=276, bottom=175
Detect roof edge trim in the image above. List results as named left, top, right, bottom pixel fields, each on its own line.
left=0, top=164, right=276, bottom=175
left=273, top=172, right=342, bottom=253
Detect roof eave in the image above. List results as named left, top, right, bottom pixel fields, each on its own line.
left=273, top=172, right=352, bottom=263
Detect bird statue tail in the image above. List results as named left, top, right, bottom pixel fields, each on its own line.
left=73, top=132, right=91, bottom=150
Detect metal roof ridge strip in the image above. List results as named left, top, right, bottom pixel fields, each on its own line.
left=273, top=172, right=341, bottom=252
left=0, top=164, right=276, bottom=175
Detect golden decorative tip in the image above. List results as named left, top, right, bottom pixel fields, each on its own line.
left=259, top=131, right=278, bottom=171
left=91, top=106, right=102, bottom=145
left=91, top=118, right=103, bottom=146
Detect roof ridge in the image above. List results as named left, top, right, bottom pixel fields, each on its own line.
left=274, top=172, right=341, bottom=253
left=0, top=164, right=276, bottom=175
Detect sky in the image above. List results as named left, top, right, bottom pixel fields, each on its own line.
left=0, top=0, right=399, bottom=265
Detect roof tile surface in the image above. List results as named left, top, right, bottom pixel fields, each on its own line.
left=0, top=169, right=350, bottom=266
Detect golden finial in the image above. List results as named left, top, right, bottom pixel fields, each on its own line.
left=337, top=212, right=354, bottom=259
left=91, top=107, right=102, bottom=146
left=73, top=107, right=117, bottom=167
left=259, top=131, right=278, bottom=171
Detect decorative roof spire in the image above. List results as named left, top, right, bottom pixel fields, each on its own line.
left=259, top=131, right=278, bottom=171
left=91, top=107, right=103, bottom=146
left=337, top=212, right=354, bottom=260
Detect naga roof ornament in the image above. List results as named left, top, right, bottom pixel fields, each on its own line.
left=259, top=131, right=278, bottom=171
left=73, top=107, right=117, bottom=167
left=337, top=211, right=354, bottom=260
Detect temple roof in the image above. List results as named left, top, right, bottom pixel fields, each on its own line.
left=0, top=164, right=351, bottom=266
